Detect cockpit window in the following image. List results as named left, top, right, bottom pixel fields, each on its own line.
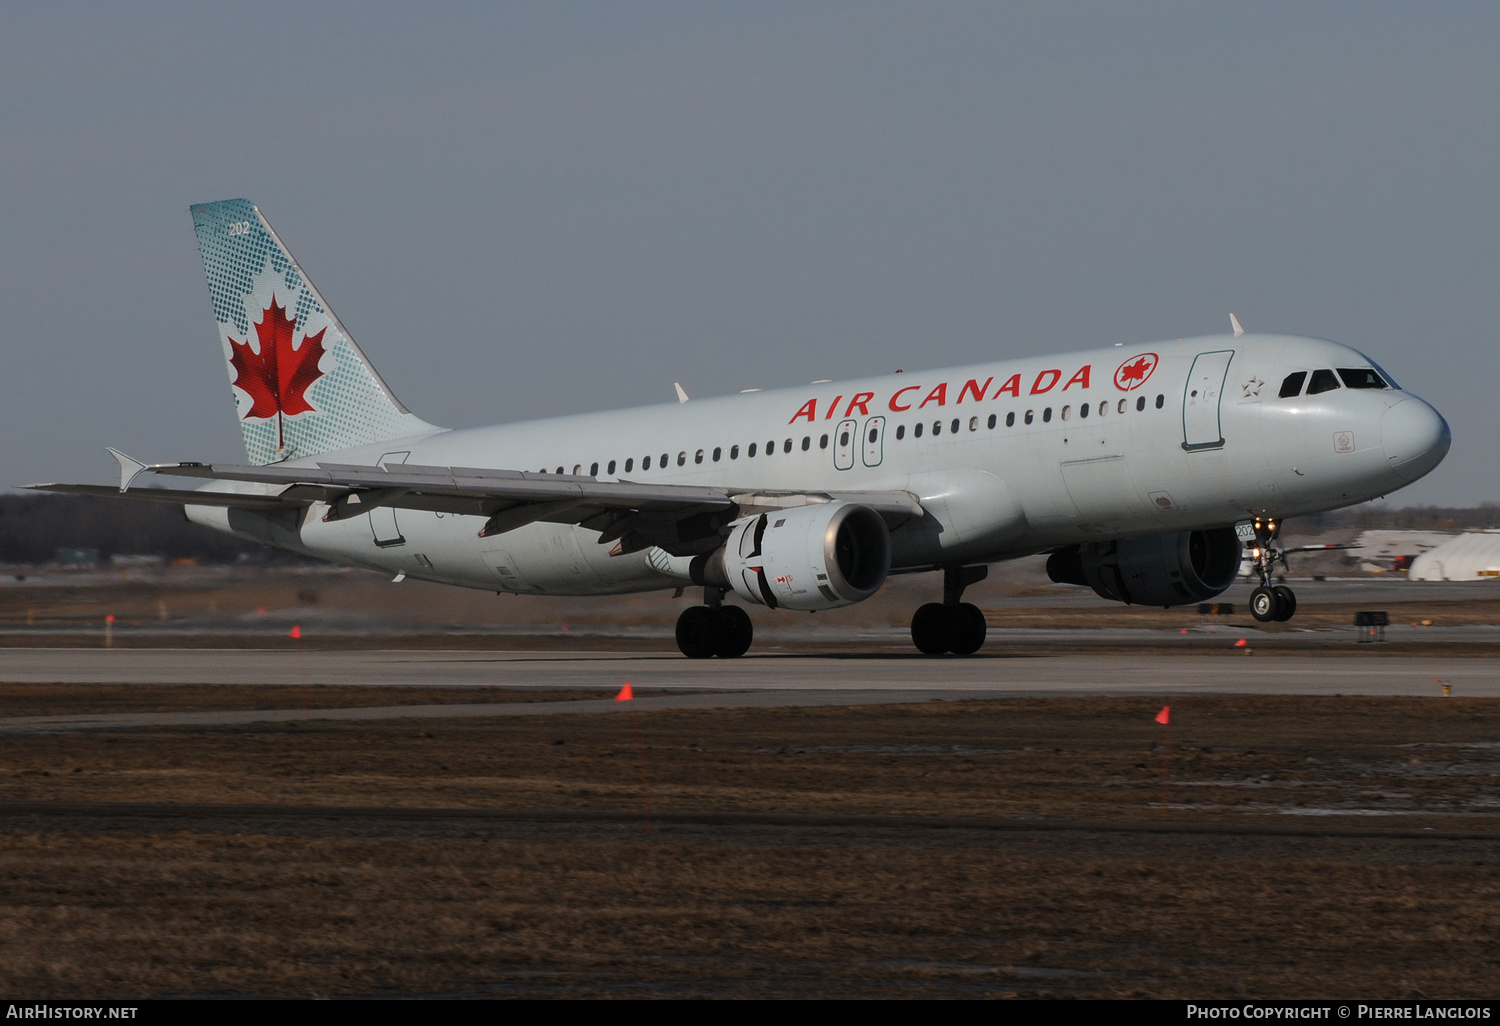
left=1278, top=372, right=1307, bottom=398
left=1306, top=369, right=1340, bottom=395
left=1367, top=359, right=1399, bottom=391
left=1337, top=367, right=1388, bottom=390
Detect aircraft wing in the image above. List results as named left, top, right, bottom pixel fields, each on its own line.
left=27, top=481, right=301, bottom=512
left=34, top=459, right=924, bottom=558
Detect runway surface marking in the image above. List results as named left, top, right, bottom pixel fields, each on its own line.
left=1, top=649, right=1495, bottom=690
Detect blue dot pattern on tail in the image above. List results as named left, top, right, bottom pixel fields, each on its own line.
left=191, top=199, right=436, bottom=466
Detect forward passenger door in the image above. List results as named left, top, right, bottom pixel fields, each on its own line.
left=1183, top=351, right=1234, bottom=450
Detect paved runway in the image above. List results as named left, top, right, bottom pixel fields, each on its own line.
left=0, top=648, right=1494, bottom=732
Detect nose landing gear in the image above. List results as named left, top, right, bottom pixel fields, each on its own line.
left=910, top=565, right=989, bottom=655
left=1246, top=517, right=1297, bottom=623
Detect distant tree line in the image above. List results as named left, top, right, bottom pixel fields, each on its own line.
left=1295, top=503, right=1500, bottom=534
left=0, top=494, right=283, bottom=564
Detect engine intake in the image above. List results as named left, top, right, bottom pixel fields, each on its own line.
left=1046, top=528, right=1241, bottom=607
left=692, top=502, right=891, bottom=610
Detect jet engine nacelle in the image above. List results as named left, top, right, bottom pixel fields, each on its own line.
left=692, top=502, right=891, bottom=610
left=1046, top=528, right=1242, bottom=608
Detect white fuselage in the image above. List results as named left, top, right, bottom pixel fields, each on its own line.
left=188, top=333, right=1450, bottom=598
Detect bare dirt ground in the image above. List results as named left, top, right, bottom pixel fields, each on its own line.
left=1, top=690, right=1497, bottom=997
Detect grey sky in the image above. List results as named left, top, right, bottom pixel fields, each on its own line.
left=3, top=2, right=1495, bottom=505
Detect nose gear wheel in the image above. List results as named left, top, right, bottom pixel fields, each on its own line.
left=1246, top=516, right=1298, bottom=624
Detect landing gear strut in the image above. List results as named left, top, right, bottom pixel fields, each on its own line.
left=910, top=565, right=989, bottom=655
left=1246, top=516, right=1297, bottom=623
left=675, top=589, right=754, bottom=658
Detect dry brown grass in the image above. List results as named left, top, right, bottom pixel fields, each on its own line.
left=1, top=694, right=1498, bottom=996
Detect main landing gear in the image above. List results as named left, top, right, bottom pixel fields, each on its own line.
left=910, top=565, right=989, bottom=656
left=675, top=590, right=754, bottom=659
left=1246, top=516, right=1298, bottom=623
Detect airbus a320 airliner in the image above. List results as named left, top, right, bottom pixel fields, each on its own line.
left=36, top=200, right=1452, bottom=657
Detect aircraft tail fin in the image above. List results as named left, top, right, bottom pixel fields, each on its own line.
left=190, top=199, right=438, bottom=466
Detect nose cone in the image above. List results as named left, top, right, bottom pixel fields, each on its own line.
left=1382, top=398, right=1451, bottom=479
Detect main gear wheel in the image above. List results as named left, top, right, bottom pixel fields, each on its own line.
left=675, top=605, right=755, bottom=658
left=910, top=602, right=987, bottom=655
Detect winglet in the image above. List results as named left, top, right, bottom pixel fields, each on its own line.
left=674, top=382, right=690, bottom=404
left=1230, top=313, right=1245, bottom=337
left=107, top=449, right=149, bottom=492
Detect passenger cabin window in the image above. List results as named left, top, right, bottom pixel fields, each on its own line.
left=896, top=425, right=905, bottom=440
left=590, top=462, right=598, bottom=477
left=642, top=455, right=651, bottom=470
left=1279, top=372, right=1307, bottom=398
left=1338, top=368, right=1388, bottom=390
left=914, top=422, right=924, bottom=438
left=625, top=458, right=634, bottom=472
left=608, top=460, right=617, bottom=475
left=801, top=436, right=810, bottom=451
left=820, top=434, right=829, bottom=449
left=951, top=418, right=960, bottom=434
left=678, top=452, right=687, bottom=466
left=1042, top=408, right=1052, bottom=423
left=1005, top=412, right=1015, bottom=427
left=1307, top=369, right=1340, bottom=395
left=1155, top=394, right=1164, bottom=408
left=694, top=449, right=703, bottom=465
left=712, top=447, right=721, bottom=462
left=730, top=445, right=739, bottom=459
left=783, top=439, right=792, bottom=453
left=1078, top=403, right=1088, bottom=419
left=932, top=421, right=942, bottom=435
left=987, top=414, right=997, bottom=429
left=1024, top=410, right=1034, bottom=425
left=748, top=443, right=757, bottom=457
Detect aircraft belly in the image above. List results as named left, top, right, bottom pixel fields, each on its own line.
left=470, top=523, right=663, bottom=595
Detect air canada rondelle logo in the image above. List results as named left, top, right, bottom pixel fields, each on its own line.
left=1114, top=353, right=1159, bottom=391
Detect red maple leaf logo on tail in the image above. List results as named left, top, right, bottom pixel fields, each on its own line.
left=228, top=296, right=327, bottom=449
left=1113, top=352, right=1158, bottom=391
